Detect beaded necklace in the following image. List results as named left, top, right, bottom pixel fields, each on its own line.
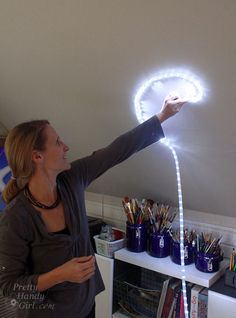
left=24, top=185, right=61, bottom=209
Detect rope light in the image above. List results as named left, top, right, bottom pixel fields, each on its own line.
left=134, top=68, right=204, bottom=318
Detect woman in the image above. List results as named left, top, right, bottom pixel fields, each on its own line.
left=0, top=95, right=186, bottom=317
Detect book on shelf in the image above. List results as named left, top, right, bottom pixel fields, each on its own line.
left=190, top=285, right=204, bottom=318
left=175, top=289, right=182, bottom=318
left=156, top=276, right=172, bottom=318
left=180, top=291, right=185, bottom=318
left=160, top=279, right=181, bottom=318
left=168, top=295, right=177, bottom=318
left=186, top=282, right=195, bottom=314
left=198, top=288, right=208, bottom=318
left=170, top=285, right=182, bottom=318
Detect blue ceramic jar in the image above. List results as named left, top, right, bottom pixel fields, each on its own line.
left=171, top=241, right=195, bottom=265
left=149, top=232, right=171, bottom=258
left=195, top=252, right=220, bottom=273
left=126, top=222, right=146, bottom=252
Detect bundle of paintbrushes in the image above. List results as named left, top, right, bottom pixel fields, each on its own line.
left=153, top=204, right=177, bottom=234
left=171, top=227, right=197, bottom=246
left=139, top=199, right=177, bottom=234
left=196, top=232, right=222, bottom=255
left=122, top=197, right=177, bottom=232
left=140, top=198, right=156, bottom=228
left=122, top=197, right=145, bottom=225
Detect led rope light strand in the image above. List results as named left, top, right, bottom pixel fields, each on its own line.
left=134, top=69, right=204, bottom=318
left=160, top=138, right=189, bottom=318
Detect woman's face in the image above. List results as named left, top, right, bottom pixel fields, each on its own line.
left=38, top=124, right=71, bottom=174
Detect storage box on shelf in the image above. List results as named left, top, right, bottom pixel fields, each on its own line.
left=115, top=269, right=160, bottom=317
left=113, top=261, right=172, bottom=318
left=94, top=228, right=126, bottom=258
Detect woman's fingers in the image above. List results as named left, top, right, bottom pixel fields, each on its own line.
left=157, top=95, right=188, bottom=122
left=59, top=255, right=96, bottom=283
left=74, top=255, right=94, bottom=263
left=76, top=261, right=96, bottom=283
left=79, top=270, right=96, bottom=284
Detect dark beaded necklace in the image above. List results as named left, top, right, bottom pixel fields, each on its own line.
left=24, top=185, right=61, bottom=210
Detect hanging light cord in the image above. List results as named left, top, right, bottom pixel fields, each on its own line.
left=161, top=138, right=189, bottom=318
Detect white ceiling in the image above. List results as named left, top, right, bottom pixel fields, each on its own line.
left=0, top=1, right=235, bottom=217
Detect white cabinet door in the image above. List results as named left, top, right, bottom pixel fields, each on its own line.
left=95, top=254, right=114, bottom=318
left=208, top=290, right=236, bottom=318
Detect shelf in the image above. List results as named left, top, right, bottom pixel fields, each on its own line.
left=114, top=248, right=228, bottom=288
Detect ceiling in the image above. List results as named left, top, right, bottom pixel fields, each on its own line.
left=0, top=1, right=235, bottom=218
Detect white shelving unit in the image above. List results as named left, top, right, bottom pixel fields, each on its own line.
left=114, top=248, right=228, bottom=288
left=95, top=254, right=114, bottom=318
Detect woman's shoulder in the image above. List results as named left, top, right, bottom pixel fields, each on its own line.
left=0, top=193, right=33, bottom=243
left=1, top=191, right=30, bottom=226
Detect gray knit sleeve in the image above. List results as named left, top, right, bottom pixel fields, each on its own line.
left=0, top=209, right=44, bottom=306
left=68, top=115, right=164, bottom=188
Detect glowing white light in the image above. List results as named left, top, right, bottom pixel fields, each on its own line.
left=139, top=131, right=190, bottom=315
left=133, top=68, right=204, bottom=318
left=134, top=69, right=204, bottom=126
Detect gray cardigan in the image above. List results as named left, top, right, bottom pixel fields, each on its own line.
left=0, top=116, right=164, bottom=318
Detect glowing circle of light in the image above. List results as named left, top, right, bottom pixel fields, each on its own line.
left=134, top=69, right=204, bottom=318
left=134, top=69, right=204, bottom=124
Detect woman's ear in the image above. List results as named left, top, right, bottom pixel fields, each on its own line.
left=32, top=150, right=43, bottom=164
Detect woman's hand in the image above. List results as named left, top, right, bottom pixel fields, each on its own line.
left=58, top=255, right=96, bottom=284
left=157, top=94, right=187, bottom=123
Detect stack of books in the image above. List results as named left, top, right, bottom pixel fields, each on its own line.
left=158, top=280, right=208, bottom=318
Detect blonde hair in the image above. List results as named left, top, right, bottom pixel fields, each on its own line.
left=2, top=120, right=49, bottom=203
